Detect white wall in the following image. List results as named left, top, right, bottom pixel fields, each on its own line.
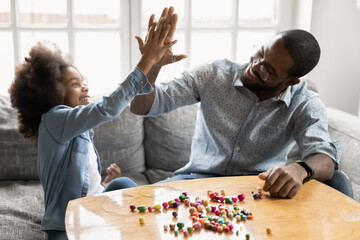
left=309, top=0, right=360, bottom=116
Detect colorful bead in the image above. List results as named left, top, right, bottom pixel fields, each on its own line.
left=219, top=196, right=225, bottom=203
left=187, top=226, right=193, bottom=233
left=162, top=202, right=169, bottom=208
left=174, top=198, right=180, bottom=203
left=169, top=224, right=175, bottom=230
left=179, top=194, right=186, bottom=201
left=147, top=206, right=153, bottom=212
left=153, top=204, right=161, bottom=211
left=184, top=199, right=190, bottom=206
left=266, top=227, right=272, bottom=234
left=246, top=233, right=251, bottom=239
left=207, top=189, right=213, bottom=196
left=231, top=197, right=238, bottom=203
left=253, top=193, right=259, bottom=199
left=221, top=189, right=226, bottom=195
left=163, top=224, right=168, bottom=231
left=238, top=193, right=245, bottom=201
left=228, top=224, right=234, bottom=231
left=130, top=204, right=136, bottom=211
left=177, top=222, right=184, bottom=229
left=257, top=187, right=263, bottom=194
left=171, top=202, right=179, bottom=208
left=183, top=230, right=189, bottom=237
left=137, top=205, right=146, bottom=212
left=197, top=205, right=204, bottom=212
left=189, top=207, right=197, bottom=215
left=182, top=192, right=188, bottom=197
left=174, top=230, right=179, bottom=236
left=139, top=216, right=145, bottom=224
left=203, top=199, right=209, bottom=206
left=172, top=211, right=178, bottom=218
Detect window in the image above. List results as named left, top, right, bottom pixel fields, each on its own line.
left=0, top=0, right=294, bottom=96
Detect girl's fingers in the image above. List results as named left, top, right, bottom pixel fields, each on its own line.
left=159, top=24, right=171, bottom=43
left=134, top=36, right=144, bottom=50
left=154, top=17, right=165, bottom=41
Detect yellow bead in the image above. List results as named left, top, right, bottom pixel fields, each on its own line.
left=139, top=216, right=145, bottom=224
left=266, top=227, right=272, bottom=234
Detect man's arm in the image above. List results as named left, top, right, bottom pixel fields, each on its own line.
left=258, top=153, right=335, bottom=198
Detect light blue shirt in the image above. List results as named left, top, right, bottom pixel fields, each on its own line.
left=37, top=67, right=151, bottom=231
left=147, top=59, right=340, bottom=176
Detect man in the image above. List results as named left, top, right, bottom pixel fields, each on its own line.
left=132, top=8, right=353, bottom=199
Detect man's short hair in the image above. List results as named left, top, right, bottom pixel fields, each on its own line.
left=280, top=29, right=320, bottom=78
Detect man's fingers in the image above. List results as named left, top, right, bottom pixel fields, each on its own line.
left=167, top=14, right=178, bottom=40
left=148, top=14, right=155, bottom=29
left=172, top=53, right=187, bottom=62
left=262, top=168, right=280, bottom=192
left=160, top=7, right=169, bottom=19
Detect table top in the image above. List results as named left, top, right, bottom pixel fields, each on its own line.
left=65, top=176, right=360, bottom=239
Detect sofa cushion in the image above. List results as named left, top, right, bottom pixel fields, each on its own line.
left=0, top=95, right=39, bottom=180
left=92, top=104, right=147, bottom=180
left=144, top=104, right=198, bottom=173
left=326, top=107, right=360, bottom=202
left=0, top=180, right=46, bottom=240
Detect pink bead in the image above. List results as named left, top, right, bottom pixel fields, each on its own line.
left=182, top=192, right=188, bottom=196
left=228, top=224, right=234, bottom=231
left=238, top=193, right=245, bottom=201
left=174, top=198, right=180, bottom=203
left=231, top=197, right=238, bottom=203
left=258, top=193, right=263, bottom=199
left=219, top=196, right=225, bottom=203
left=130, top=204, right=136, bottom=211
left=211, top=206, right=216, bottom=212
left=214, top=209, right=221, bottom=216
left=147, top=206, right=153, bottom=212
left=162, top=202, right=169, bottom=208
left=183, top=230, right=189, bottom=237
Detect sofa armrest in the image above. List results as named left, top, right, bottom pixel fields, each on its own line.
left=326, top=107, right=360, bottom=202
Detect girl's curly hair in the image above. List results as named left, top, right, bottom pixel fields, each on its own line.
left=9, top=41, right=72, bottom=141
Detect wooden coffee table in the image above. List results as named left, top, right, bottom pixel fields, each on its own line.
left=65, top=176, right=360, bottom=239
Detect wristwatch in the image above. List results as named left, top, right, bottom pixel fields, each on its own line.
left=295, top=160, right=314, bottom=183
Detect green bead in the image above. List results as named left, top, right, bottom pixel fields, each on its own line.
left=177, top=222, right=184, bottom=229
left=137, top=205, right=146, bottom=212
left=187, top=226, right=193, bottom=233
left=179, top=194, right=186, bottom=201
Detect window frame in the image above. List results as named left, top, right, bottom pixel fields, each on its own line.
left=1, top=0, right=295, bottom=95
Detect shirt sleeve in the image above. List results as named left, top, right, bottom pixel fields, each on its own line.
left=146, top=62, right=216, bottom=117
left=293, top=96, right=341, bottom=167
left=43, top=67, right=151, bottom=143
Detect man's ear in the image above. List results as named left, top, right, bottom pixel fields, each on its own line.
left=287, top=77, right=300, bottom=87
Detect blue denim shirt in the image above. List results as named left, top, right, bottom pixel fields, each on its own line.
left=147, top=59, right=340, bottom=176
left=37, top=67, right=151, bottom=231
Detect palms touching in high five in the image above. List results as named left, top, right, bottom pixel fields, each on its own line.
left=135, top=6, right=187, bottom=67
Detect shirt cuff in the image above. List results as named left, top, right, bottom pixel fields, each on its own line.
left=133, top=66, right=154, bottom=95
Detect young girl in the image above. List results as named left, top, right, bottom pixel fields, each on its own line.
left=8, top=16, right=175, bottom=240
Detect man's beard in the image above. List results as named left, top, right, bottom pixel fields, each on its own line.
left=240, top=63, right=283, bottom=92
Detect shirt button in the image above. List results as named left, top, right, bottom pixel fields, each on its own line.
left=81, top=193, right=86, bottom=197
left=236, top=147, right=240, bottom=151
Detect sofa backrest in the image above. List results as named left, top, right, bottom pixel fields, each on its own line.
left=144, top=104, right=198, bottom=172
left=0, top=95, right=146, bottom=180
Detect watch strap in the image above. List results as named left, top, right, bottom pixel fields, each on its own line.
left=295, top=160, right=314, bottom=183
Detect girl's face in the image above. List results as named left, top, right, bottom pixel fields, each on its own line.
left=60, top=67, right=90, bottom=108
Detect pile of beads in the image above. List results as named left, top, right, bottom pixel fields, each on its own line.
left=129, top=188, right=264, bottom=238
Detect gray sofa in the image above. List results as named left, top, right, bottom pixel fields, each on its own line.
left=1, top=91, right=359, bottom=240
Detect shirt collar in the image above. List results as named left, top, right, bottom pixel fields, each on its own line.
left=233, top=76, right=292, bottom=107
